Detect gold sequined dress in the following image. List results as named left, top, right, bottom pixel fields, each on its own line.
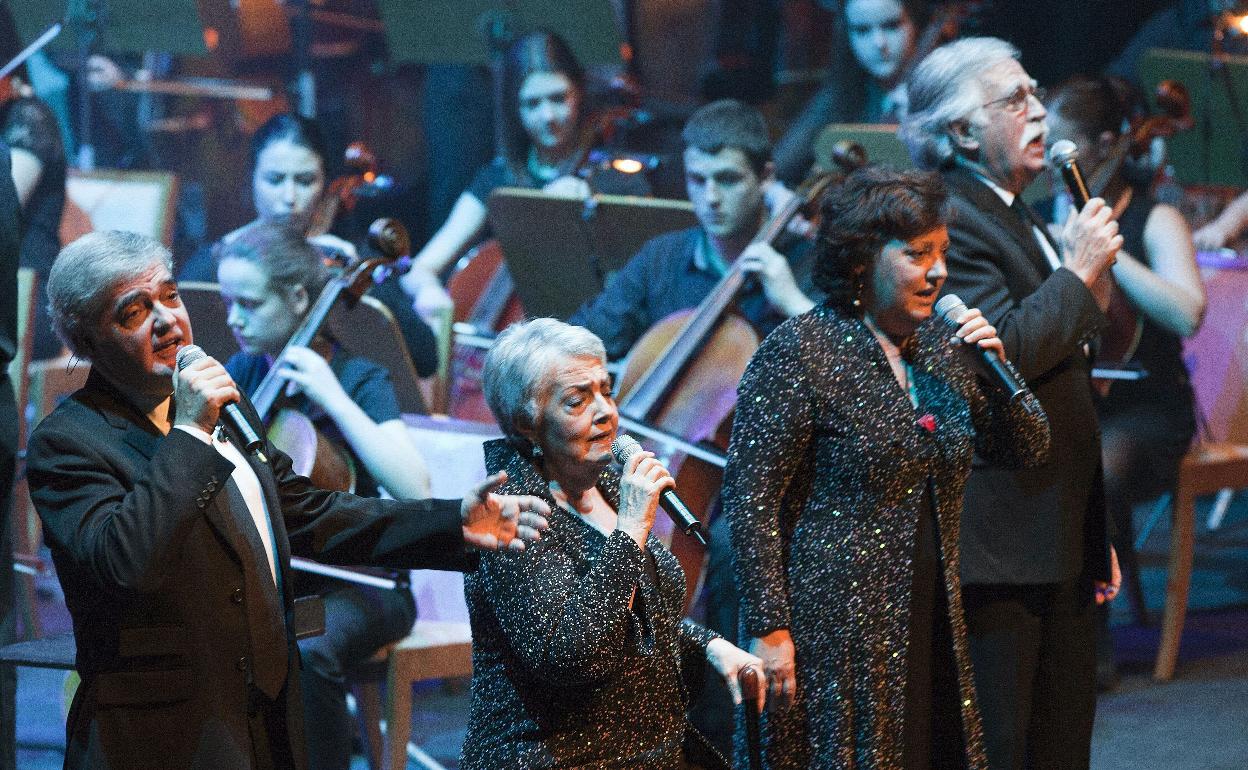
left=724, top=303, right=1050, bottom=769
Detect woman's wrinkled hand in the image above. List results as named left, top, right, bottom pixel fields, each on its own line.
left=749, top=628, right=797, bottom=711
left=706, top=638, right=766, bottom=712
left=615, top=449, right=673, bottom=547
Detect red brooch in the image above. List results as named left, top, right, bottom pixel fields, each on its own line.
left=917, top=413, right=937, bottom=433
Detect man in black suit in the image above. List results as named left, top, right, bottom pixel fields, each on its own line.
left=25, top=231, right=550, bottom=770
left=902, top=38, right=1123, bottom=769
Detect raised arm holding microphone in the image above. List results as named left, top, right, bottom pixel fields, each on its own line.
left=24, top=231, right=550, bottom=770
left=902, top=37, right=1125, bottom=770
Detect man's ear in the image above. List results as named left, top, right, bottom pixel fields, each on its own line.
left=948, top=120, right=979, bottom=152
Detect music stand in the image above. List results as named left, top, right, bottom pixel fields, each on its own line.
left=486, top=188, right=697, bottom=320
left=1140, top=47, right=1248, bottom=187
left=374, top=0, right=621, bottom=67
left=10, top=0, right=208, bottom=58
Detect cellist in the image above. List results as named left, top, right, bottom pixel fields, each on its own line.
left=399, top=30, right=649, bottom=323
left=569, top=98, right=819, bottom=360
left=215, top=222, right=431, bottom=770
left=567, top=98, right=822, bottom=756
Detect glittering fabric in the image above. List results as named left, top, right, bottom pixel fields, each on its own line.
left=724, top=302, right=1050, bottom=769
left=461, top=439, right=724, bottom=769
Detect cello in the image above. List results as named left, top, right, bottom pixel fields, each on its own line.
left=248, top=217, right=408, bottom=491
left=615, top=171, right=839, bottom=602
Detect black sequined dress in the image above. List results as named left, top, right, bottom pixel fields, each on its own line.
left=461, top=439, right=725, bottom=769
left=724, top=302, right=1051, bottom=769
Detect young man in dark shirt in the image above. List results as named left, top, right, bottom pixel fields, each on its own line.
left=570, top=98, right=818, bottom=360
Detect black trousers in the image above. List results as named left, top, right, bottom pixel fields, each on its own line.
left=961, top=580, right=1098, bottom=770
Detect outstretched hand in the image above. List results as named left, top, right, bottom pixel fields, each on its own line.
left=460, top=471, right=550, bottom=552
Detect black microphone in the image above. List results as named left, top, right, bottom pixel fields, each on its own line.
left=1047, top=139, right=1091, bottom=208
left=176, top=344, right=264, bottom=454
left=610, top=435, right=708, bottom=546
left=934, top=294, right=1027, bottom=402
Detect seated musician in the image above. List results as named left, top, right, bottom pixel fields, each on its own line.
left=179, top=113, right=440, bottom=378
left=570, top=98, right=819, bottom=360
left=772, top=0, right=927, bottom=186
left=399, top=29, right=650, bottom=321
left=216, top=223, right=430, bottom=770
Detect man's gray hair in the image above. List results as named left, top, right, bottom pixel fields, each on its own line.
left=901, top=37, right=1020, bottom=170
left=47, top=231, right=173, bottom=357
left=482, top=318, right=607, bottom=456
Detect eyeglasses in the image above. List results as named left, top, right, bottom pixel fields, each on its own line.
left=982, top=84, right=1046, bottom=114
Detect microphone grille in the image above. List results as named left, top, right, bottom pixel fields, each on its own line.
left=610, top=434, right=642, bottom=465
left=934, top=293, right=967, bottom=324
left=1046, top=139, right=1079, bottom=169
left=175, top=344, right=205, bottom=371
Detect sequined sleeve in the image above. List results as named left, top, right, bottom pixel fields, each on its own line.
left=472, top=527, right=648, bottom=686
left=723, top=325, right=814, bottom=638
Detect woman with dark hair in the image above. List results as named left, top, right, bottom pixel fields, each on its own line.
left=773, top=0, right=929, bottom=185
left=724, top=167, right=1050, bottom=769
left=179, top=112, right=438, bottom=377
left=400, top=29, right=648, bottom=319
left=216, top=222, right=430, bottom=770
left=1044, top=75, right=1205, bottom=685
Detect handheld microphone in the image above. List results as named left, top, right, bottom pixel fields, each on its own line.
left=1047, top=139, right=1091, bottom=208
left=610, top=435, right=708, bottom=546
left=176, top=344, right=264, bottom=453
left=934, top=295, right=1027, bottom=402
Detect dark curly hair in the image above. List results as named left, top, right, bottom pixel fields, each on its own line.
left=813, top=166, right=948, bottom=312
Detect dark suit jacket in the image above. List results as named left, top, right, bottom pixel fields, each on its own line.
left=941, top=167, right=1111, bottom=585
left=27, top=369, right=470, bottom=770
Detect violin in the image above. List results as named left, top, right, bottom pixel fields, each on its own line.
left=249, top=217, right=408, bottom=491
left=614, top=170, right=838, bottom=605
left=1090, top=79, right=1194, bottom=380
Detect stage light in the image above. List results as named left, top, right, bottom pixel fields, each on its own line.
left=611, top=158, right=645, bottom=175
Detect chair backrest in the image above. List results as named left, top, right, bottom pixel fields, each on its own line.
left=328, top=295, right=427, bottom=415
left=65, top=169, right=180, bottom=246
left=1183, top=267, right=1248, bottom=444
left=177, top=281, right=240, bottom=363
left=404, top=414, right=502, bottom=623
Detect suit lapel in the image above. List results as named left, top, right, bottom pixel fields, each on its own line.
left=947, top=167, right=1054, bottom=282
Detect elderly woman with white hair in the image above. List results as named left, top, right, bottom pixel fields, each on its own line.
left=460, top=318, right=762, bottom=769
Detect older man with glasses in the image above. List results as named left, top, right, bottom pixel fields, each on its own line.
left=902, top=38, right=1123, bottom=770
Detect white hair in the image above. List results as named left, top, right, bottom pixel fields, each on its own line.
left=901, top=37, right=1020, bottom=170
left=482, top=318, right=607, bottom=456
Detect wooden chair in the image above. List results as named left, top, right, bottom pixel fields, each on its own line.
left=345, top=416, right=497, bottom=769
left=349, top=619, right=473, bottom=770
left=1152, top=442, right=1248, bottom=681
